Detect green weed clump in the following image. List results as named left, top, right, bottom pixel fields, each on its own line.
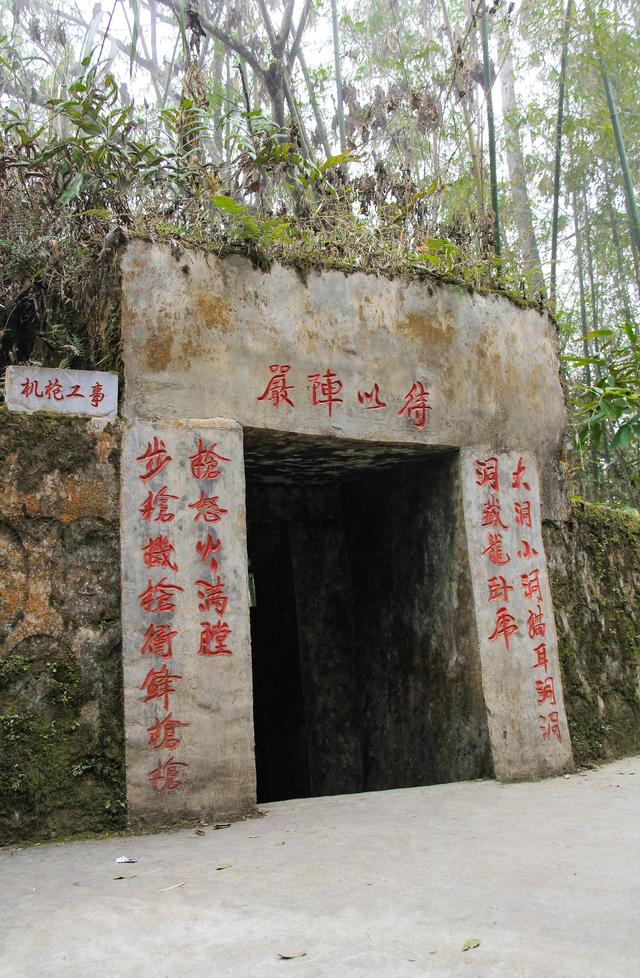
left=1, top=62, right=540, bottom=375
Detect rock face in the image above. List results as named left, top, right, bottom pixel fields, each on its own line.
left=544, top=503, right=640, bottom=765
left=0, top=409, right=125, bottom=842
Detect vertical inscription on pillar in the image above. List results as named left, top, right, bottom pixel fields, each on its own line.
left=461, top=450, right=573, bottom=780
left=121, top=419, right=256, bottom=820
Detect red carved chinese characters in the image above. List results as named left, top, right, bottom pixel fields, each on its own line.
left=90, top=382, right=105, bottom=407
left=358, top=384, right=387, bottom=410
left=140, top=486, right=178, bottom=523
left=198, top=620, right=233, bottom=657
left=398, top=381, right=431, bottom=430
left=148, top=756, right=188, bottom=794
left=135, top=430, right=194, bottom=796
left=527, top=604, right=546, bottom=640
left=520, top=569, right=542, bottom=601
left=481, top=533, right=510, bottom=566
left=482, top=495, right=508, bottom=530
left=473, top=453, right=563, bottom=748
left=487, top=576, right=513, bottom=603
left=195, top=577, right=229, bottom=615
left=195, top=533, right=221, bottom=572
left=516, top=540, right=539, bottom=560
left=19, top=376, right=109, bottom=408
left=138, top=577, right=184, bottom=614
left=188, top=491, right=228, bottom=524
left=308, top=369, right=344, bottom=418
left=143, top=535, right=178, bottom=572
left=488, top=606, right=519, bottom=652
left=512, top=457, right=531, bottom=491
left=539, top=711, right=562, bottom=742
left=535, top=677, right=556, bottom=706
left=475, top=457, right=499, bottom=491
left=254, top=363, right=440, bottom=429
left=189, top=439, right=230, bottom=480
left=44, top=378, right=64, bottom=401
left=533, top=643, right=548, bottom=673
left=515, top=501, right=532, bottom=528
left=258, top=364, right=295, bottom=408
left=140, top=623, right=177, bottom=659
left=140, top=664, right=182, bottom=710
left=137, top=437, right=173, bottom=480
left=147, top=713, right=190, bottom=750
left=20, top=378, right=44, bottom=399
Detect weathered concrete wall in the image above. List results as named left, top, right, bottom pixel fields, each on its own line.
left=544, top=502, right=640, bottom=765
left=120, top=419, right=256, bottom=824
left=0, top=408, right=125, bottom=842
left=461, top=450, right=573, bottom=779
left=121, top=241, right=568, bottom=521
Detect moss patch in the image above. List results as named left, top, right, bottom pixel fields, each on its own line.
left=0, top=412, right=125, bottom=843
left=545, top=501, right=640, bottom=766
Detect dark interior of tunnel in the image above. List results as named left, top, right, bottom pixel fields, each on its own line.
left=244, top=430, right=493, bottom=804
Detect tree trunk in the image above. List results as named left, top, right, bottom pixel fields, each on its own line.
left=572, top=190, right=600, bottom=498
left=480, top=0, right=500, bottom=256
left=498, top=24, right=546, bottom=295
left=582, top=191, right=599, bottom=341
left=298, top=51, right=332, bottom=158
left=603, top=166, right=636, bottom=321
left=572, top=190, right=592, bottom=387
left=550, top=0, right=572, bottom=311
left=330, top=0, right=347, bottom=153
left=439, top=0, right=484, bottom=214
left=586, top=5, right=640, bottom=276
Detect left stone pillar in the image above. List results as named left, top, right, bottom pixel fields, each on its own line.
left=120, top=418, right=256, bottom=823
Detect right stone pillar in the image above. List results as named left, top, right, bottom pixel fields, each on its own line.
left=461, top=450, right=574, bottom=779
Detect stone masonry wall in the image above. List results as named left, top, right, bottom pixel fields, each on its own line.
left=544, top=502, right=640, bottom=766
left=0, top=408, right=125, bottom=843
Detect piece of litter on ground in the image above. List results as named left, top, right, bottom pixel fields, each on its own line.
left=195, top=829, right=205, bottom=836
left=278, top=951, right=306, bottom=959
left=248, top=834, right=258, bottom=839
left=159, top=882, right=186, bottom=892
left=461, top=939, right=480, bottom=952
left=214, top=822, right=231, bottom=830
left=216, top=864, right=232, bottom=871
left=276, top=841, right=286, bottom=846
left=116, top=855, right=137, bottom=864
left=113, top=874, right=137, bottom=880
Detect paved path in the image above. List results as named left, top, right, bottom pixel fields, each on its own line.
left=1, top=757, right=639, bottom=978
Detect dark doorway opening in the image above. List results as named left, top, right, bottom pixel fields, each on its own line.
left=244, top=430, right=492, bottom=805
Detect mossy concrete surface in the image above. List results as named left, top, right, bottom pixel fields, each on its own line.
left=0, top=407, right=125, bottom=843
left=544, top=501, right=640, bottom=766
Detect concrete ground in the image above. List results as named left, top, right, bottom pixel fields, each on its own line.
left=1, top=758, right=639, bottom=978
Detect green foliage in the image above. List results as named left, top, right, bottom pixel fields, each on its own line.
left=564, top=325, right=640, bottom=502
left=0, top=54, right=533, bottom=373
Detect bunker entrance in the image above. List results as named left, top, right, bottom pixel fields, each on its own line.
left=244, top=430, right=491, bottom=804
